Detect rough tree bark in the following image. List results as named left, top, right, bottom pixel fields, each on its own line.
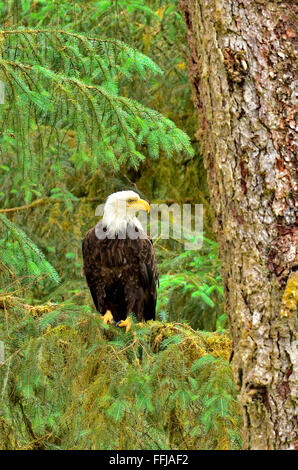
left=179, top=0, right=297, bottom=450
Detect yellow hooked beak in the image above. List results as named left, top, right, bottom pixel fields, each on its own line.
left=128, top=198, right=150, bottom=213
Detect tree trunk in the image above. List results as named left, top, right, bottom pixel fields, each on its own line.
left=179, top=0, right=297, bottom=450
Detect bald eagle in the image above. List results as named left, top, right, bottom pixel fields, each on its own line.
left=82, top=191, right=158, bottom=332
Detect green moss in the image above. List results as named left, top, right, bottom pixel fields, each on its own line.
left=280, top=272, right=298, bottom=318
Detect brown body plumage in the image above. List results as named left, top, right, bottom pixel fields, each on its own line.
left=82, top=222, right=158, bottom=323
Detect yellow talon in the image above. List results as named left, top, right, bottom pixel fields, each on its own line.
left=117, top=317, right=132, bottom=333
left=101, top=310, right=114, bottom=325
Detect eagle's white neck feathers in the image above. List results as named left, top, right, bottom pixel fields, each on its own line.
left=101, top=191, right=145, bottom=237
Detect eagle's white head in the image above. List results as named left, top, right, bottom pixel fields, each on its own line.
left=101, top=190, right=150, bottom=237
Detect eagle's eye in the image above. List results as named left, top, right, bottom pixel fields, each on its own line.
left=127, top=199, right=135, bottom=204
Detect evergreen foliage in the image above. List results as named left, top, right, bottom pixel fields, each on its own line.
left=0, top=26, right=193, bottom=198
left=158, top=236, right=225, bottom=330
left=0, top=296, right=241, bottom=450
left=0, top=212, right=59, bottom=287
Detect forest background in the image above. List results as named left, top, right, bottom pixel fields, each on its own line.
left=0, top=0, right=242, bottom=450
